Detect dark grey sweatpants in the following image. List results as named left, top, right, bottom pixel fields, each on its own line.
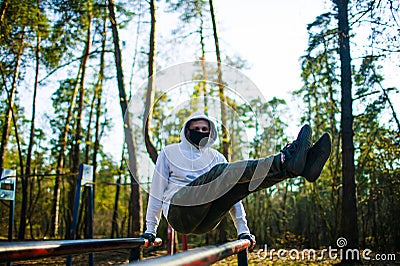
left=167, top=154, right=286, bottom=234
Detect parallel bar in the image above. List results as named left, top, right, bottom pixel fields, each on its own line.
left=0, top=237, right=162, bottom=262
left=237, top=248, right=248, bottom=266
left=132, top=239, right=250, bottom=266
left=87, top=186, right=95, bottom=266
left=66, top=164, right=84, bottom=266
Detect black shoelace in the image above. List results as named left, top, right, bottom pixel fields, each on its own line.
left=281, top=140, right=298, bottom=159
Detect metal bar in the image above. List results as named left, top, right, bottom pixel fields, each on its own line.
left=87, top=186, right=94, bottom=266
left=66, top=164, right=84, bottom=266
left=181, top=234, right=187, bottom=251
left=237, top=248, right=248, bottom=266
left=7, top=182, right=14, bottom=266
left=0, top=237, right=162, bottom=262
left=8, top=181, right=15, bottom=242
left=70, top=164, right=84, bottom=240
left=1, top=169, right=16, bottom=266
left=132, top=239, right=250, bottom=266
left=167, top=225, right=174, bottom=255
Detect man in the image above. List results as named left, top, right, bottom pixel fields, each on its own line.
left=141, top=112, right=331, bottom=247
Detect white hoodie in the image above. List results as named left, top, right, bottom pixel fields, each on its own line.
left=144, top=112, right=250, bottom=236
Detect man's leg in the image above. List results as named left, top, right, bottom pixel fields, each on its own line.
left=167, top=153, right=286, bottom=233
left=185, top=153, right=292, bottom=234
left=167, top=125, right=312, bottom=234
left=168, top=125, right=331, bottom=234
left=192, top=132, right=333, bottom=234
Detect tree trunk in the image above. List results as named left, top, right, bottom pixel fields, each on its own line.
left=199, top=8, right=208, bottom=115
left=67, top=8, right=92, bottom=240
left=92, top=8, right=107, bottom=210
left=108, top=0, right=142, bottom=260
left=209, top=0, right=229, bottom=161
left=12, top=98, right=25, bottom=240
left=22, top=5, right=41, bottom=239
left=82, top=89, right=95, bottom=237
left=209, top=0, right=229, bottom=243
left=72, top=9, right=92, bottom=175
left=144, top=0, right=158, bottom=164
left=50, top=57, right=83, bottom=238
left=0, top=31, right=24, bottom=169
left=0, top=0, right=8, bottom=24
left=18, top=5, right=41, bottom=240
left=0, top=28, right=25, bottom=238
left=84, top=93, right=95, bottom=164
left=335, top=0, right=360, bottom=259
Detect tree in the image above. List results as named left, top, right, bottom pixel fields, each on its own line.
left=295, top=11, right=342, bottom=245
left=0, top=0, right=56, bottom=240
left=108, top=0, right=142, bottom=260
left=209, top=0, right=229, bottom=161
left=68, top=1, right=93, bottom=241
left=334, top=0, right=360, bottom=260
left=47, top=0, right=96, bottom=238
left=0, top=12, right=25, bottom=170
left=353, top=56, right=400, bottom=251
left=143, top=0, right=158, bottom=164
left=50, top=76, right=80, bottom=237
left=91, top=1, right=108, bottom=206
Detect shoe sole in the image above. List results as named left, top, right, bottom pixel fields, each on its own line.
left=285, top=124, right=312, bottom=176
left=302, top=133, right=332, bottom=182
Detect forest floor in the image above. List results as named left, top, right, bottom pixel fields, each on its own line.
left=5, top=247, right=399, bottom=265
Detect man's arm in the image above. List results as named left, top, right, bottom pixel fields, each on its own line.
left=230, top=202, right=256, bottom=249
left=229, top=201, right=251, bottom=235
left=144, top=150, right=169, bottom=236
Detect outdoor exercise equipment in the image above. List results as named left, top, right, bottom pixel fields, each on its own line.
left=0, top=237, right=162, bottom=262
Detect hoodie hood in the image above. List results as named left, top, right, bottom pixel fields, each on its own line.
left=161, top=112, right=223, bottom=175
left=180, top=112, right=218, bottom=149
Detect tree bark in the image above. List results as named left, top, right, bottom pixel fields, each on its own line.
left=12, top=98, right=25, bottom=240
left=92, top=8, right=107, bottom=208
left=67, top=8, right=92, bottom=240
left=0, top=31, right=24, bottom=170
left=209, top=0, right=229, bottom=243
left=209, top=0, right=230, bottom=161
left=108, top=0, right=142, bottom=260
left=84, top=92, right=95, bottom=164
left=0, top=0, right=8, bottom=24
left=144, top=0, right=158, bottom=164
left=23, top=1, right=41, bottom=240
left=19, top=4, right=42, bottom=239
left=335, top=0, right=360, bottom=259
left=199, top=10, right=208, bottom=115
left=50, top=52, right=84, bottom=238
left=72, top=8, right=92, bottom=174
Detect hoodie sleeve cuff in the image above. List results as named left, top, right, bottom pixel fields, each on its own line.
left=145, top=225, right=157, bottom=236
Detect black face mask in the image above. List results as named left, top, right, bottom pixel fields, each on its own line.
left=188, top=129, right=210, bottom=147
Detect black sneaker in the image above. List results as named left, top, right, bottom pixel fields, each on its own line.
left=281, top=124, right=312, bottom=177
left=302, top=133, right=332, bottom=182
